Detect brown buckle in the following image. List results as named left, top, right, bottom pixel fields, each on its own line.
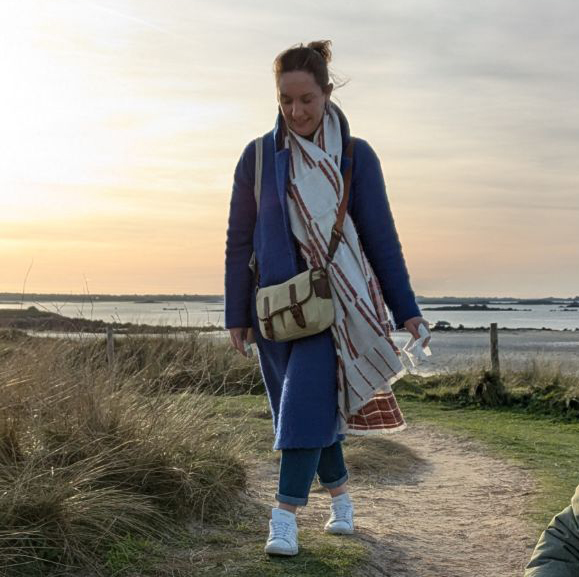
left=327, top=227, right=342, bottom=259
left=263, top=296, right=274, bottom=339
left=290, top=303, right=306, bottom=328
left=312, top=268, right=332, bottom=298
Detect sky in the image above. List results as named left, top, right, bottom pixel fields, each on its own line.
left=0, top=0, right=578, bottom=298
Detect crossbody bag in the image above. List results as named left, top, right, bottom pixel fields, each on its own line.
left=249, top=136, right=355, bottom=342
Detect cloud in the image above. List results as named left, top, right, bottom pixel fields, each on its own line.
left=2, top=0, right=578, bottom=295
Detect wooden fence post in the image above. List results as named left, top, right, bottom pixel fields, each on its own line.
left=490, top=322, right=500, bottom=376
left=106, top=326, right=115, bottom=369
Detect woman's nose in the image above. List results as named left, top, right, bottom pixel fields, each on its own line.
left=292, top=102, right=304, bottom=119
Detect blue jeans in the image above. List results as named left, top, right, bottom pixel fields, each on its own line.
left=275, top=440, right=349, bottom=506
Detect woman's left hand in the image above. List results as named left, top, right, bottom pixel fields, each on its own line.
left=403, top=316, right=431, bottom=348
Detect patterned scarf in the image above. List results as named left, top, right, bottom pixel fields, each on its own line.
left=284, top=103, right=408, bottom=436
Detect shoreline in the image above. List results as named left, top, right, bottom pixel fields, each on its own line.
left=4, top=325, right=579, bottom=335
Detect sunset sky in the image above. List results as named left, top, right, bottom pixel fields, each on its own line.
left=1, top=0, right=578, bottom=298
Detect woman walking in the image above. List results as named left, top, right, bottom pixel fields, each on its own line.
left=224, top=40, right=430, bottom=556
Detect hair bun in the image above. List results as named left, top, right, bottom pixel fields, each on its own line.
left=307, top=40, right=332, bottom=64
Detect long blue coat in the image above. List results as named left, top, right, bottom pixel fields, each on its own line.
left=224, top=105, right=421, bottom=450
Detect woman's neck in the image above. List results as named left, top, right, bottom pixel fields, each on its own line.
left=304, top=117, right=324, bottom=142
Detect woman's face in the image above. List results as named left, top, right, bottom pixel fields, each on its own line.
left=277, top=70, right=332, bottom=138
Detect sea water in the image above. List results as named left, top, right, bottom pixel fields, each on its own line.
left=0, top=300, right=577, bottom=331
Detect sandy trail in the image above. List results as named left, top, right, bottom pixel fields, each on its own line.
left=248, top=424, right=538, bottom=577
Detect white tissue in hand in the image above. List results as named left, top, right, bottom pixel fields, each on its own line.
left=403, top=324, right=432, bottom=367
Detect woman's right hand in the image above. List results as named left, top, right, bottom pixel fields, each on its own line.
left=403, top=316, right=431, bottom=348
left=229, top=327, right=252, bottom=357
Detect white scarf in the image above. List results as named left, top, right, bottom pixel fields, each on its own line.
left=284, top=104, right=408, bottom=435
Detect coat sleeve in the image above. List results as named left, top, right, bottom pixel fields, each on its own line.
left=224, top=140, right=257, bottom=329
left=525, top=501, right=579, bottom=577
left=349, top=139, right=422, bottom=330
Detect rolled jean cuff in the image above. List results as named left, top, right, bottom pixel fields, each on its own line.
left=318, top=470, right=349, bottom=489
left=275, top=492, right=308, bottom=506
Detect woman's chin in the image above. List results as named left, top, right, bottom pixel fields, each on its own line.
left=291, top=123, right=313, bottom=136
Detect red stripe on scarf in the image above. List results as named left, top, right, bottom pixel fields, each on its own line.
left=337, top=355, right=364, bottom=401
left=354, top=300, right=384, bottom=337
left=363, top=353, right=388, bottom=381
left=342, top=320, right=359, bottom=358
left=318, top=159, right=340, bottom=197
left=338, top=324, right=357, bottom=360
left=291, top=135, right=315, bottom=168
left=373, top=346, right=397, bottom=373
left=332, top=263, right=359, bottom=300
left=354, top=365, right=377, bottom=390
left=290, top=184, right=314, bottom=224
left=331, top=271, right=354, bottom=303
left=358, top=297, right=386, bottom=335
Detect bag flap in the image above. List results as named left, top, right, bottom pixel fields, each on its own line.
left=256, top=268, right=319, bottom=319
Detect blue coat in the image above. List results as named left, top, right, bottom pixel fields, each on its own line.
left=224, top=105, right=421, bottom=450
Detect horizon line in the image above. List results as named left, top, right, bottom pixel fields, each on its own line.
left=1, top=291, right=578, bottom=301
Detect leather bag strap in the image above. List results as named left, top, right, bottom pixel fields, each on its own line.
left=327, top=137, right=356, bottom=260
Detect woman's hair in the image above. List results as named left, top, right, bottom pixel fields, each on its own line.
left=273, top=40, right=334, bottom=92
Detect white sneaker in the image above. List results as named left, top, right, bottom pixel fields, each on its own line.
left=324, top=493, right=355, bottom=535
left=264, top=508, right=299, bottom=556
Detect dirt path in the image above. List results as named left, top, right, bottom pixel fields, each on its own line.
left=248, top=424, right=538, bottom=577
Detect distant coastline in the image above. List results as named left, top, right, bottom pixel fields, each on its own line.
left=1, top=292, right=578, bottom=306
left=0, top=292, right=223, bottom=304
left=423, top=304, right=532, bottom=312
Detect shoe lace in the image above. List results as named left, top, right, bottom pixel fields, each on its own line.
left=270, top=519, right=295, bottom=540
left=330, top=501, right=352, bottom=521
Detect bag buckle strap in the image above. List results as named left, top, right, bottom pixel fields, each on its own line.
left=290, top=303, right=306, bottom=328
left=263, top=296, right=274, bottom=339
left=289, top=284, right=306, bottom=328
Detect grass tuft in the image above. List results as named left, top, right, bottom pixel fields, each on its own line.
left=0, top=334, right=250, bottom=575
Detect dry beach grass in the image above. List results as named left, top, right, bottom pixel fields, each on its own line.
left=0, top=330, right=252, bottom=575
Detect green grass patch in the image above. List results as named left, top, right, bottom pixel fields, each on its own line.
left=182, top=522, right=368, bottom=577
left=233, top=531, right=368, bottom=577
left=105, top=533, right=166, bottom=575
